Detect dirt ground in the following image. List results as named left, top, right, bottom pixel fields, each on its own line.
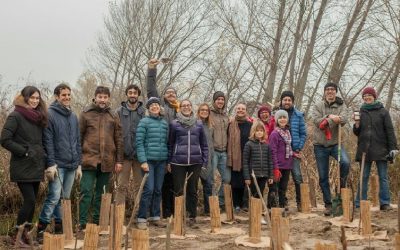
left=2, top=201, right=398, bottom=250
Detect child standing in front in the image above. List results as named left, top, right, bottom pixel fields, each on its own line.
left=268, top=110, right=293, bottom=209
left=243, top=121, right=274, bottom=224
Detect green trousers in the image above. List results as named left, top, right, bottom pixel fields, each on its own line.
left=79, top=166, right=110, bottom=226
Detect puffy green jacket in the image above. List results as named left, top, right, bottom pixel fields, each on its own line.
left=136, top=115, right=169, bottom=163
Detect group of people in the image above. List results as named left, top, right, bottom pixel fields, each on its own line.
left=1, top=58, right=398, bottom=247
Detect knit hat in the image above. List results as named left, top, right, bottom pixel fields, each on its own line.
left=213, top=91, right=225, bottom=102
left=274, top=109, right=289, bottom=125
left=280, top=90, right=294, bottom=102
left=257, top=105, right=271, bottom=119
left=163, top=87, right=177, bottom=96
left=362, top=87, right=377, bottom=99
left=324, top=82, right=338, bottom=91
left=146, top=97, right=161, bottom=109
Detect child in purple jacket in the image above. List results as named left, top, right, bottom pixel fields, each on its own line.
left=268, top=110, right=293, bottom=209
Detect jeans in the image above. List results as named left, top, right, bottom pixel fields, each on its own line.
left=16, top=182, right=40, bottom=225
left=137, top=161, right=166, bottom=222
left=212, top=151, right=230, bottom=206
left=79, top=165, right=111, bottom=225
left=291, top=157, right=303, bottom=204
left=314, top=144, right=350, bottom=206
left=171, top=164, right=202, bottom=218
left=39, top=168, right=76, bottom=224
left=355, top=160, right=390, bottom=207
left=115, top=158, right=142, bottom=205
left=200, top=164, right=214, bottom=214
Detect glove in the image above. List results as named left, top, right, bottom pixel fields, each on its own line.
left=45, top=165, right=58, bottom=182
left=200, top=166, right=207, bottom=180
left=319, top=119, right=329, bottom=130
left=273, top=168, right=282, bottom=182
left=75, top=165, right=82, bottom=182
left=324, top=127, right=332, bottom=140
left=387, top=150, right=399, bottom=163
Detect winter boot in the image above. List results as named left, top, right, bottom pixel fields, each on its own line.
left=22, top=223, right=38, bottom=246
left=36, top=221, right=48, bottom=244
left=54, top=221, right=63, bottom=234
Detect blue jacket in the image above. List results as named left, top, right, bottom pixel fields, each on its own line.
left=168, top=120, right=208, bottom=166
left=43, top=101, right=81, bottom=169
left=136, top=115, right=169, bottom=163
left=287, top=108, right=307, bottom=151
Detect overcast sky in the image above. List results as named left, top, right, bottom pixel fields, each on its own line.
left=0, top=1, right=111, bottom=87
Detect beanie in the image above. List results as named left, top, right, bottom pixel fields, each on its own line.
left=324, top=82, right=338, bottom=91
left=213, top=91, right=225, bottom=102
left=274, top=109, right=289, bottom=125
left=280, top=90, right=295, bottom=102
left=146, top=97, right=161, bottom=109
left=162, top=86, right=177, bottom=96
left=257, top=105, right=271, bottom=119
left=362, top=87, right=377, bottom=99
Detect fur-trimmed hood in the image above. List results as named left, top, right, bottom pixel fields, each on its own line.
left=13, top=94, right=29, bottom=108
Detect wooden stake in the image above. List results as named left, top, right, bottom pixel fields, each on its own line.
left=174, top=196, right=184, bottom=236
left=62, top=199, right=73, bottom=241
left=83, top=223, right=99, bottom=250
left=309, top=177, right=317, bottom=208
left=109, top=204, right=125, bottom=250
left=249, top=197, right=262, bottom=243
left=360, top=200, right=372, bottom=235
left=340, top=225, right=347, bottom=250
left=250, top=171, right=271, bottom=227
left=394, top=233, right=400, bottom=250
left=223, top=184, right=235, bottom=221
left=209, top=196, right=221, bottom=232
left=271, top=208, right=283, bottom=250
left=99, top=192, right=112, bottom=232
left=300, top=183, right=311, bottom=213
left=370, top=174, right=379, bottom=207
left=314, top=242, right=337, bottom=250
left=43, top=232, right=65, bottom=250
left=341, top=188, right=351, bottom=222
left=281, top=217, right=289, bottom=244
left=131, top=228, right=149, bottom=250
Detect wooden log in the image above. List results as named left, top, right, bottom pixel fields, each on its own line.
left=83, top=224, right=99, bottom=250
left=314, top=242, right=337, bottom=250
left=360, top=200, right=372, bottom=235
left=61, top=199, right=73, bottom=241
left=131, top=228, right=149, bottom=250
left=281, top=217, right=289, bottom=244
left=370, top=174, right=379, bottom=207
left=249, top=197, right=262, bottom=242
left=99, top=193, right=112, bottom=231
left=174, top=196, right=184, bottom=236
left=271, top=208, right=283, bottom=250
left=394, top=233, right=400, bottom=250
left=109, top=204, right=125, bottom=250
left=309, top=177, right=317, bottom=208
left=223, top=184, right=234, bottom=221
left=209, top=196, right=221, bottom=232
left=341, top=188, right=351, bottom=223
left=300, top=183, right=311, bottom=213
left=42, top=232, right=65, bottom=250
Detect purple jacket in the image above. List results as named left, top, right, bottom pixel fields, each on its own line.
left=269, top=129, right=293, bottom=170
left=168, top=120, right=208, bottom=166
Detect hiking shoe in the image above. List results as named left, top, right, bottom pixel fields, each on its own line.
left=324, top=205, right=332, bottom=216
left=36, top=222, right=47, bottom=244
left=136, top=222, right=148, bottom=230
left=54, top=222, right=63, bottom=234
left=188, top=218, right=199, bottom=229
left=150, top=220, right=166, bottom=228
left=261, top=218, right=267, bottom=225
left=297, top=203, right=302, bottom=212
left=234, top=206, right=240, bottom=213
left=380, top=204, right=391, bottom=211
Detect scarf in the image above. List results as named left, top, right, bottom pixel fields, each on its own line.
left=227, top=115, right=247, bottom=171
left=168, top=99, right=180, bottom=113
left=176, top=112, right=197, bottom=128
left=361, top=100, right=381, bottom=110
left=276, top=127, right=293, bottom=159
left=15, top=105, right=42, bottom=125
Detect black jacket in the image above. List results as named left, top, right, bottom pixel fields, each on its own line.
left=1, top=111, right=45, bottom=182
left=242, top=139, right=273, bottom=180
left=353, top=102, right=398, bottom=162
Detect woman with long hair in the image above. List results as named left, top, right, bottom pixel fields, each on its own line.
left=1, top=86, right=47, bottom=247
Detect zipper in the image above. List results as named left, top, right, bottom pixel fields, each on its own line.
left=259, top=141, right=263, bottom=176
left=188, top=129, right=191, bottom=164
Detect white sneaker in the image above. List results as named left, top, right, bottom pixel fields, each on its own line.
left=261, top=218, right=267, bottom=225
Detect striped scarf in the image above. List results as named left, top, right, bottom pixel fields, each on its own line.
left=276, top=127, right=293, bottom=159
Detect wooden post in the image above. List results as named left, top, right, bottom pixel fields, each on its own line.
left=83, top=224, right=99, bottom=250
left=223, top=184, right=234, bottom=221
left=249, top=197, right=262, bottom=243
left=341, top=188, right=351, bottom=222
left=315, top=242, right=337, bottom=250
left=300, top=183, right=311, bottom=213
left=61, top=199, right=73, bottom=241
left=309, top=177, right=317, bottom=208
left=360, top=200, right=372, bottom=235
left=99, top=193, right=112, bottom=231
left=271, top=208, right=283, bottom=250
left=370, top=174, right=379, bottom=207
left=42, top=232, right=65, bottom=250
left=394, top=234, right=400, bottom=250
left=131, top=228, right=149, bottom=250
left=209, top=196, right=221, bottom=232
left=281, top=217, right=289, bottom=244
left=174, top=196, right=184, bottom=236
left=109, top=204, right=125, bottom=250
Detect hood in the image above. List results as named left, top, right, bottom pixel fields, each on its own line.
left=49, top=101, right=72, bottom=116
left=13, top=94, right=29, bottom=108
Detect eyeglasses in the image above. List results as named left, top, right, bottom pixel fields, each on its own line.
left=199, top=109, right=209, bottom=112
left=181, top=104, right=192, bottom=108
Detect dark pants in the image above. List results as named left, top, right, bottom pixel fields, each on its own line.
left=200, top=176, right=213, bottom=214
left=171, top=164, right=201, bottom=219
left=17, top=182, right=40, bottom=225
left=249, top=177, right=268, bottom=198
left=268, top=169, right=290, bottom=208
left=162, top=172, right=174, bottom=218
